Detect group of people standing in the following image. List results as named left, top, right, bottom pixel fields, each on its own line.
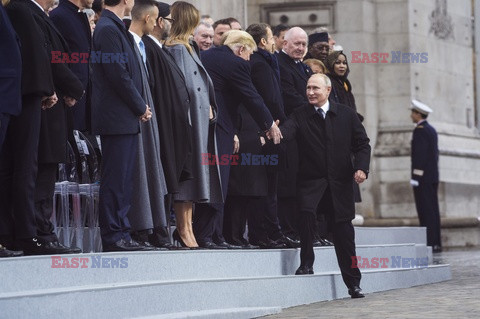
left=1, top=0, right=374, bottom=298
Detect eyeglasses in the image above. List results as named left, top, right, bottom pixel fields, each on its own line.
left=163, top=17, right=175, bottom=23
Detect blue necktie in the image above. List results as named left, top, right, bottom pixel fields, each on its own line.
left=139, top=40, right=146, bottom=66
left=296, top=61, right=305, bottom=75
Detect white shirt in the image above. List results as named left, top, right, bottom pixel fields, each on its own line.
left=148, top=35, right=163, bottom=48
left=31, top=0, right=45, bottom=14
left=129, top=31, right=143, bottom=53
left=314, top=100, right=330, bottom=118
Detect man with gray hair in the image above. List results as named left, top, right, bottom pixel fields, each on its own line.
left=194, top=21, right=214, bottom=51
left=276, top=26, right=312, bottom=245
left=279, top=73, right=371, bottom=298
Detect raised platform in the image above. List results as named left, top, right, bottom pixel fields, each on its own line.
left=0, top=227, right=451, bottom=318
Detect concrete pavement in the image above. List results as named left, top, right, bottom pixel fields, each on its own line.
left=262, top=248, right=480, bottom=319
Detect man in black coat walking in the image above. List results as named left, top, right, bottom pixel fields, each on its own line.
left=280, top=74, right=371, bottom=298
left=410, top=99, right=441, bottom=252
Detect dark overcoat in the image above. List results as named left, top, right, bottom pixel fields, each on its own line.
left=276, top=50, right=312, bottom=197
left=50, top=0, right=92, bottom=132
left=24, top=0, right=83, bottom=164
left=280, top=102, right=371, bottom=222
left=200, top=45, right=274, bottom=200
left=143, top=35, right=193, bottom=194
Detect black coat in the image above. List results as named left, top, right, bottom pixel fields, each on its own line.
left=280, top=102, right=371, bottom=221
left=22, top=0, right=83, bottom=164
left=277, top=50, right=312, bottom=116
left=411, top=120, right=439, bottom=184
left=6, top=0, right=54, bottom=98
left=0, top=3, right=22, bottom=117
left=91, top=9, right=146, bottom=135
left=228, top=49, right=287, bottom=196
left=143, top=35, right=193, bottom=194
left=201, top=45, right=274, bottom=199
left=276, top=50, right=312, bottom=197
left=50, top=0, right=92, bottom=132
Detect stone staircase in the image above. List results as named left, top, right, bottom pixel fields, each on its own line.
left=0, top=227, right=451, bottom=318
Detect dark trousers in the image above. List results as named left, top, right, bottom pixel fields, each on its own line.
left=0, top=112, right=11, bottom=153
left=262, top=171, right=283, bottom=240
left=0, top=95, right=42, bottom=243
left=98, top=134, right=138, bottom=246
left=223, top=195, right=251, bottom=245
left=34, top=163, right=58, bottom=243
left=194, top=202, right=222, bottom=244
left=413, top=182, right=441, bottom=247
left=298, top=188, right=361, bottom=289
left=278, top=197, right=299, bottom=239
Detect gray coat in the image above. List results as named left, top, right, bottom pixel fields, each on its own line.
left=165, top=44, right=222, bottom=203
left=128, top=43, right=168, bottom=231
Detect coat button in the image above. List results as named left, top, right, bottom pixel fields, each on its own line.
left=194, top=71, right=198, bottom=75
left=197, top=88, right=201, bottom=91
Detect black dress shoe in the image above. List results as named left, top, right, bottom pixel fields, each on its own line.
left=47, top=241, right=82, bottom=254
left=276, top=236, right=301, bottom=248
left=17, top=237, right=75, bottom=255
left=198, top=241, right=228, bottom=249
left=251, top=239, right=286, bottom=249
left=0, top=245, right=24, bottom=258
left=215, top=241, right=243, bottom=249
left=138, top=241, right=168, bottom=251
left=313, top=239, right=325, bottom=247
left=295, top=265, right=314, bottom=275
left=242, top=243, right=259, bottom=249
left=348, top=286, right=365, bottom=298
left=321, top=238, right=334, bottom=246
left=103, top=239, right=147, bottom=252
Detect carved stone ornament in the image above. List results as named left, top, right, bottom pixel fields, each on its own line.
left=429, top=0, right=454, bottom=40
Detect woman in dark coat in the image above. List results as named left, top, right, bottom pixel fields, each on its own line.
left=325, top=51, right=364, bottom=202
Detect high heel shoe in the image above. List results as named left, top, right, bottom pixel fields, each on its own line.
left=172, top=229, right=189, bottom=249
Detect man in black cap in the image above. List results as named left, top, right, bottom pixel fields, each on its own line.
left=306, top=32, right=330, bottom=63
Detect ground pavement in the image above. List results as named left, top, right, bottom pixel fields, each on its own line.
left=262, top=248, right=480, bottom=319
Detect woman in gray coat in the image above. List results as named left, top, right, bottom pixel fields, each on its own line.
left=165, top=1, right=222, bottom=248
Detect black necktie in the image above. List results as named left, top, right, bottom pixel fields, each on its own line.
left=317, top=108, right=326, bottom=119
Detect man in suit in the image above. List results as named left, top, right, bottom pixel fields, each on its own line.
left=50, top=0, right=93, bottom=132
left=92, top=0, right=152, bottom=252
left=305, top=32, right=330, bottom=63
left=194, top=21, right=214, bottom=51
left=212, top=18, right=231, bottom=47
left=276, top=26, right=316, bottom=245
left=22, top=0, right=85, bottom=254
left=0, top=0, right=23, bottom=258
left=1, top=0, right=70, bottom=256
left=280, top=73, right=371, bottom=298
left=410, top=100, right=442, bottom=253
left=197, top=30, right=282, bottom=249
left=223, top=23, right=290, bottom=248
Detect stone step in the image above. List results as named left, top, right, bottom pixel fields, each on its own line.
left=355, top=226, right=427, bottom=245
left=0, top=265, right=451, bottom=319
left=0, top=243, right=429, bottom=294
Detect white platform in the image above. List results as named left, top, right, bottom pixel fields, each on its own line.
left=0, top=227, right=451, bottom=319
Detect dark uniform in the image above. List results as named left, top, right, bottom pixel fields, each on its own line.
left=411, top=118, right=441, bottom=250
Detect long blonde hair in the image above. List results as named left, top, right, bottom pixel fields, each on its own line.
left=2, top=0, right=11, bottom=6
left=165, top=1, right=200, bottom=54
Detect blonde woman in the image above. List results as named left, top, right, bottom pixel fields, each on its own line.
left=164, top=1, right=222, bottom=248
